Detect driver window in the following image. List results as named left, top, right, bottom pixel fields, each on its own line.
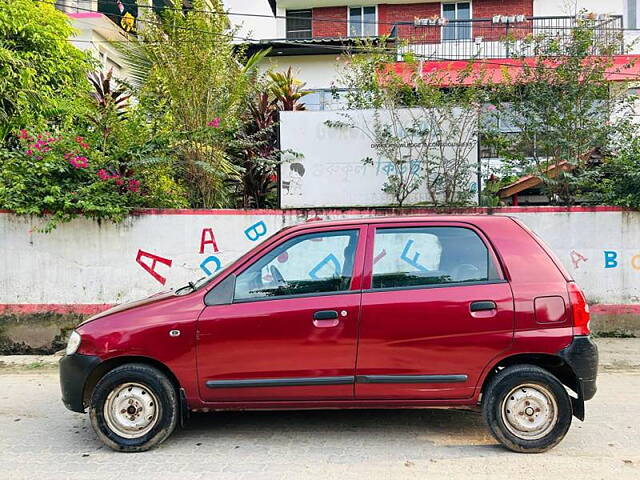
left=234, top=230, right=359, bottom=301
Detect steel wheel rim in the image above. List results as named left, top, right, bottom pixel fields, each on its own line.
left=103, top=382, right=160, bottom=439
left=500, top=383, right=558, bottom=440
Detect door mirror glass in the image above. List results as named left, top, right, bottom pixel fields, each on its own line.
left=234, top=230, right=359, bottom=301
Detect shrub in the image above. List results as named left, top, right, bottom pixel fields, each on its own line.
left=0, top=130, right=140, bottom=231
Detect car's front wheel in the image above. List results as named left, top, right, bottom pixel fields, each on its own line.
left=89, top=363, right=178, bottom=452
left=482, top=364, right=572, bottom=453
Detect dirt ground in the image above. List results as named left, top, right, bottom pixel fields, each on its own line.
left=0, top=338, right=638, bottom=480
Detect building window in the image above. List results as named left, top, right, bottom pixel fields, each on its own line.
left=442, top=2, right=471, bottom=41
left=286, top=9, right=312, bottom=39
left=301, top=89, right=350, bottom=111
left=349, top=6, right=377, bottom=37
left=626, top=0, right=638, bottom=29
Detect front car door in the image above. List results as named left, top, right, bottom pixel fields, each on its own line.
left=355, top=222, right=515, bottom=400
left=197, top=225, right=366, bottom=403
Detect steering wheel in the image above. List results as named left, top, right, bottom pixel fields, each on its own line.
left=269, top=265, right=286, bottom=286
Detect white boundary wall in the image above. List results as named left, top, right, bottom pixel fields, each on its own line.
left=1, top=209, right=639, bottom=306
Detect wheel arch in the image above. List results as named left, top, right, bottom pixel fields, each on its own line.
left=479, top=353, right=580, bottom=401
left=82, top=355, right=182, bottom=409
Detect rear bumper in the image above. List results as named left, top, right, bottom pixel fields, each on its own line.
left=559, top=335, right=598, bottom=401
left=59, top=353, right=102, bottom=413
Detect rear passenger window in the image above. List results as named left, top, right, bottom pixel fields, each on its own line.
left=371, top=227, right=499, bottom=289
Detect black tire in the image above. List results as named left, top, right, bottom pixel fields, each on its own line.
left=482, top=364, right=572, bottom=453
left=89, top=363, right=178, bottom=452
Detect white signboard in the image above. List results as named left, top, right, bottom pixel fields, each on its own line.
left=279, top=109, right=478, bottom=208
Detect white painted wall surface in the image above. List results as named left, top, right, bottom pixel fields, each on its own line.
left=533, top=0, right=624, bottom=17
left=67, top=14, right=131, bottom=79
left=223, top=0, right=277, bottom=39
left=1, top=210, right=639, bottom=306
left=279, top=109, right=478, bottom=208
left=259, top=55, right=345, bottom=90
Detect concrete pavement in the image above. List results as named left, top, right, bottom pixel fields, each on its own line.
left=0, top=339, right=638, bottom=480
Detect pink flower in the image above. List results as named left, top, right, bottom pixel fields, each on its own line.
left=75, top=136, right=84, bottom=143
left=128, top=179, right=141, bottom=193
left=207, top=117, right=221, bottom=128
left=18, top=129, right=29, bottom=139
left=486, top=104, right=497, bottom=111
left=97, top=169, right=110, bottom=180
left=69, top=156, right=88, bottom=168
left=115, top=178, right=124, bottom=186
left=26, top=149, right=33, bottom=156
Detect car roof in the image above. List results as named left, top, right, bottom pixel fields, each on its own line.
left=284, top=214, right=514, bottom=233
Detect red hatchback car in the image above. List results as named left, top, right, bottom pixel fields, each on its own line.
left=60, top=215, right=597, bottom=453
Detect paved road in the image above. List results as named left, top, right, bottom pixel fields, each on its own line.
left=0, top=340, right=639, bottom=480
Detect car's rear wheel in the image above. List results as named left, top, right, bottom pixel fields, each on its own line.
left=482, top=364, right=572, bottom=453
left=89, top=363, right=178, bottom=452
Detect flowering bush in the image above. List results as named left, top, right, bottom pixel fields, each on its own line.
left=0, top=130, right=144, bottom=231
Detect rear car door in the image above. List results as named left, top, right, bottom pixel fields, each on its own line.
left=197, top=225, right=366, bottom=402
left=355, top=222, right=515, bottom=399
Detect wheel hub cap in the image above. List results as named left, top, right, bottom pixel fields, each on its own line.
left=104, top=383, right=159, bottom=439
left=501, top=383, right=558, bottom=440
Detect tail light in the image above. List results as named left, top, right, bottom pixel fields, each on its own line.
left=568, top=282, right=590, bottom=335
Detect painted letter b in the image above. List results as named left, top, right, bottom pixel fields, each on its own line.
left=244, top=221, right=268, bottom=242
left=604, top=250, right=618, bottom=269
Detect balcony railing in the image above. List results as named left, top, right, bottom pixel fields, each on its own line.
left=389, top=15, right=625, bottom=60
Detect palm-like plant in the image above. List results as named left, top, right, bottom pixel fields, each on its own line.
left=231, top=91, right=280, bottom=208
left=111, top=1, right=269, bottom=208
left=87, top=68, right=131, bottom=151
left=268, top=67, right=309, bottom=111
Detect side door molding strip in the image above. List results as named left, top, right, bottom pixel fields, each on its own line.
left=356, top=374, right=468, bottom=384
left=205, top=374, right=468, bottom=389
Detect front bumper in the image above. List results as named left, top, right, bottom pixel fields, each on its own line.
left=559, top=335, right=599, bottom=401
left=59, top=353, right=102, bottom=413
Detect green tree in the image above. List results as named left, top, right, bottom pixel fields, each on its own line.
left=117, top=0, right=260, bottom=208
left=483, top=20, right=628, bottom=205
left=327, top=46, right=482, bottom=207
left=0, top=0, right=93, bottom=141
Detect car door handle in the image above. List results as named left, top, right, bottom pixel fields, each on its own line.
left=313, top=310, right=340, bottom=328
left=470, top=301, right=497, bottom=312
left=314, top=310, right=339, bottom=320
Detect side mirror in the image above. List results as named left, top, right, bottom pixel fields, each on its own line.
left=204, top=274, right=236, bottom=306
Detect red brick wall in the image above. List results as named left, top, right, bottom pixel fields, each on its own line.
left=378, top=3, right=441, bottom=43
left=312, top=7, right=348, bottom=38
left=472, top=0, right=533, bottom=19
left=309, top=2, right=534, bottom=41
left=472, top=0, right=534, bottom=40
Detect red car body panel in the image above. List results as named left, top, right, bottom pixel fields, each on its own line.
left=196, top=293, right=361, bottom=402
left=73, top=215, right=583, bottom=411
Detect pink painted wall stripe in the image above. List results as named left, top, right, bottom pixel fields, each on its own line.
left=0, top=304, right=114, bottom=315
